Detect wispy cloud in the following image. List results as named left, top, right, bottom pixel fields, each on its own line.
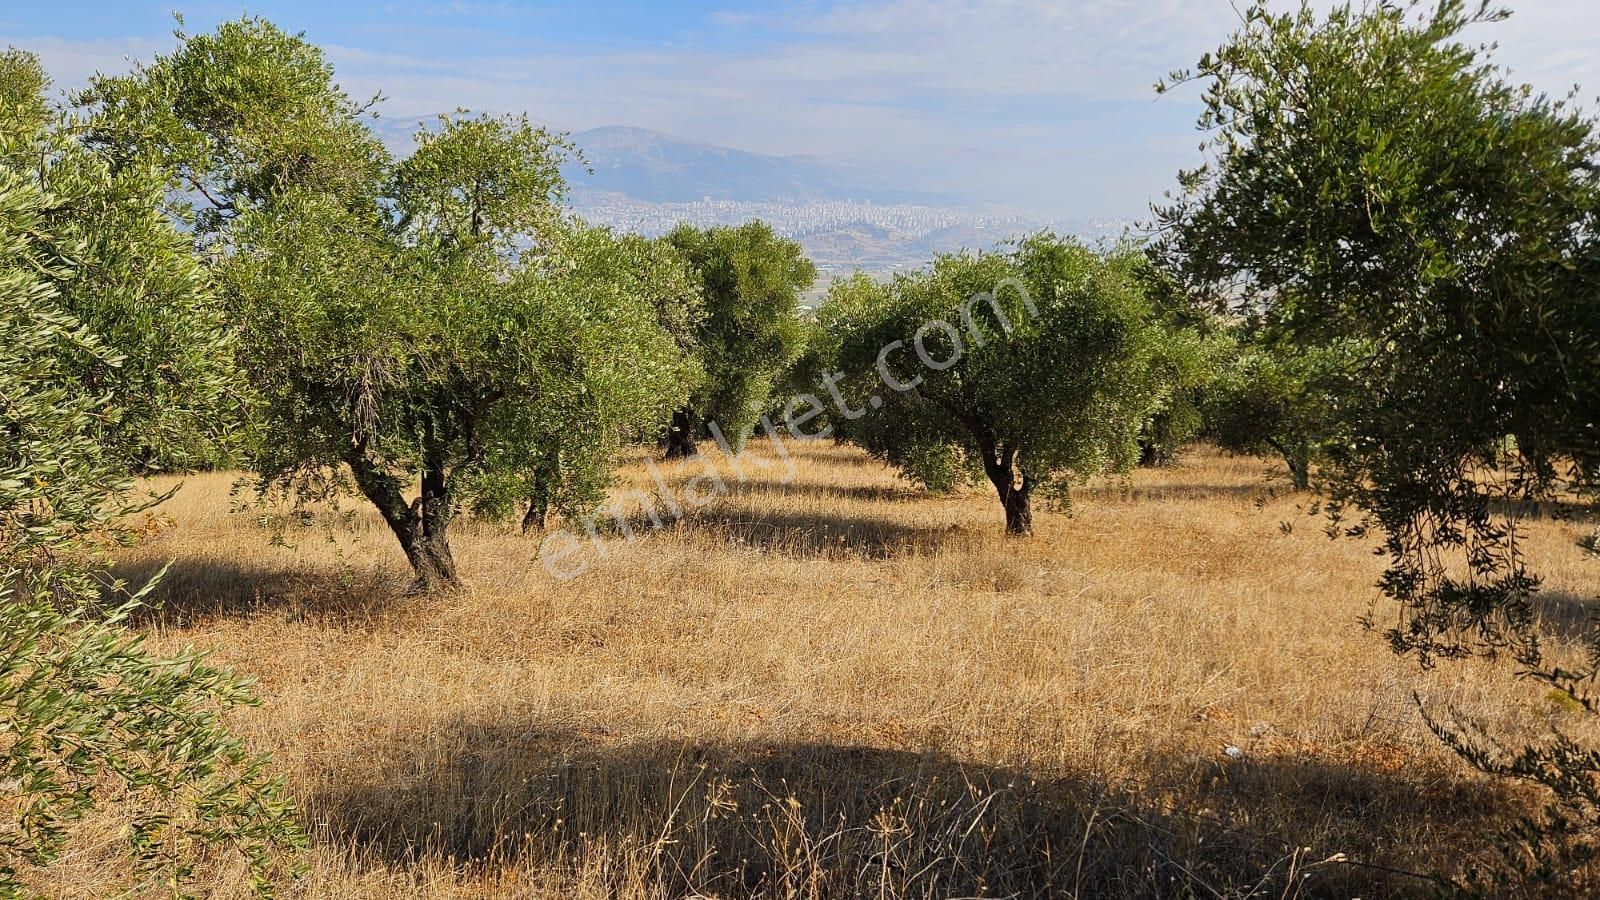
left=10, top=0, right=1600, bottom=217
left=4, top=34, right=172, bottom=98
left=1477, top=0, right=1600, bottom=101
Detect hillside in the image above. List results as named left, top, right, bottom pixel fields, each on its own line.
left=563, top=126, right=956, bottom=206
left=375, top=121, right=1128, bottom=271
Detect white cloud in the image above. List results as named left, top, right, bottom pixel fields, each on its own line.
left=2, top=34, right=172, bottom=100
left=786, top=0, right=1223, bottom=97
left=11, top=0, right=1600, bottom=217
left=1474, top=1, right=1600, bottom=102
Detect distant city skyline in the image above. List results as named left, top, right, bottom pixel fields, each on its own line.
left=7, top=1, right=1600, bottom=219
left=571, top=192, right=1126, bottom=272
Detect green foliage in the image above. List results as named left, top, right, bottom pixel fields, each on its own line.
left=466, top=225, right=703, bottom=531
left=1203, top=333, right=1355, bottom=489
left=1157, top=0, right=1600, bottom=885
left=95, top=20, right=697, bottom=589
left=80, top=16, right=388, bottom=231
left=1, top=50, right=236, bottom=473
left=396, top=112, right=568, bottom=245
left=822, top=234, right=1164, bottom=534
left=1141, top=332, right=1230, bottom=469
left=664, top=221, right=814, bottom=455
left=0, top=582, right=306, bottom=896
left=0, top=86, right=303, bottom=894
left=0, top=49, right=49, bottom=137
left=1130, top=266, right=1230, bottom=468
left=0, top=154, right=138, bottom=572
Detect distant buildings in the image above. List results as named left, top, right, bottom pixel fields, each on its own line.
left=571, top=192, right=1132, bottom=275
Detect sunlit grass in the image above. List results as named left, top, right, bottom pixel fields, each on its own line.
left=34, top=441, right=1600, bottom=897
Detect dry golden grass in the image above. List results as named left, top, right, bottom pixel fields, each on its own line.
left=34, top=441, right=1600, bottom=897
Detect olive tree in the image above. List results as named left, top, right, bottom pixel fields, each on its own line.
left=1, top=49, right=235, bottom=473
left=467, top=226, right=703, bottom=534
left=824, top=234, right=1163, bottom=535
left=661, top=222, right=814, bottom=458
left=230, top=122, right=692, bottom=592
left=1203, top=334, right=1355, bottom=489
left=1156, top=0, right=1600, bottom=882
left=0, top=51, right=302, bottom=894
left=86, top=21, right=695, bottom=592
left=1137, top=325, right=1229, bottom=469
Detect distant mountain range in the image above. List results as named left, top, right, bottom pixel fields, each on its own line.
left=376, top=119, right=1130, bottom=272
left=562, top=126, right=958, bottom=207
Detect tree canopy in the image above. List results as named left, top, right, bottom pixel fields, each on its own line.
left=822, top=234, right=1163, bottom=535
left=1156, top=0, right=1600, bottom=870
left=80, top=17, right=387, bottom=232
left=1, top=49, right=235, bottom=473
left=85, top=21, right=698, bottom=591
left=662, top=221, right=814, bottom=458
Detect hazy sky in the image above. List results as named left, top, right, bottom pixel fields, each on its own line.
left=6, top=1, right=1600, bottom=219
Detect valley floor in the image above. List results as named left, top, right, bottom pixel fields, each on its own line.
left=44, top=442, right=1600, bottom=897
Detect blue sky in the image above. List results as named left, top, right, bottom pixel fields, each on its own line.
left=6, top=1, right=1600, bottom=218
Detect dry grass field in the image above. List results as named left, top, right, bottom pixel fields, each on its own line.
left=36, top=441, right=1600, bottom=898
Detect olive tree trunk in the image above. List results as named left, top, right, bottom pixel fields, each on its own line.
left=521, top=451, right=557, bottom=534
left=663, top=406, right=700, bottom=460
left=396, top=515, right=458, bottom=593
left=1266, top=437, right=1312, bottom=490
left=348, top=449, right=462, bottom=593
left=520, top=498, right=548, bottom=534
left=980, top=441, right=1035, bottom=537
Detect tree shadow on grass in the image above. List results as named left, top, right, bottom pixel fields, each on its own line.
left=1531, top=589, right=1600, bottom=641
left=1488, top=495, right=1599, bottom=523
left=653, top=506, right=968, bottom=559
left=731, top=479, right=927, bottom=504
left=102, top=555, right=408, bottom=627
left=304, top=719, right=1520, bottom=899
left=1078, top=482, right=1286, bottom=504
left=785, top=441, right=893, bottom=467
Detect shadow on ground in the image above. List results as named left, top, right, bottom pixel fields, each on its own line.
left=643, top=505, right=969, bottom=559
left=103, top=555, right=408, bottom=626
left=1488, top=495, right=1599, bottom=523
left=1078, top=482, right=1285, bottom=504
left=304, top=719, right=1519, bottom=899
left=731, top=479, right=926, bottom=504
left=1532, top=589, right=1600, bottom=641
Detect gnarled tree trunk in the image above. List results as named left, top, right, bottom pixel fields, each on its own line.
left=980, top=440, right=1035, bottom=537
left=663, top=407, right=699, bottom=459
left=348, top=448, right=462, bottom=593
left=397, top=515, right=458, bottom=593
left=1000, top=483, right=1034, bottom=535
left=1266, top=437, right=1312, bottom=490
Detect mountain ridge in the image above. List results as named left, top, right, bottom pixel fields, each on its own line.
left=563, top=125, right=963, bottom=207
left=374, top=118, right=1129, bottom=273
